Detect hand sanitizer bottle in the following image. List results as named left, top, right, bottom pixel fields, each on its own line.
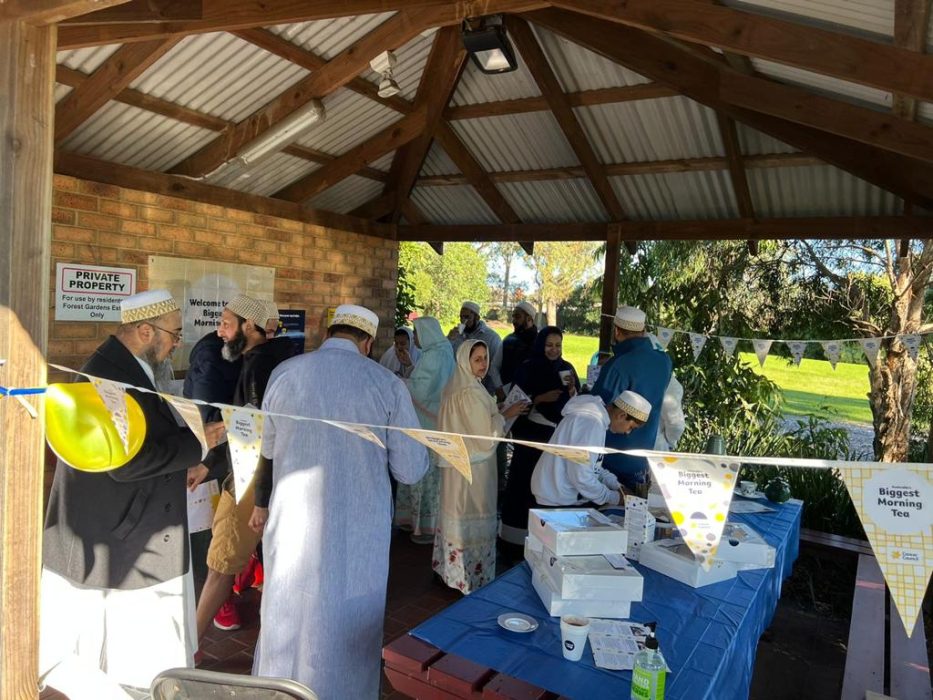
left=631, top=632, right=666, bottom=700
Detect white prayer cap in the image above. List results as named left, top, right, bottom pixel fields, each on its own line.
left=263, top=299, right=280, bottom=324
left=461, top=300, right=481, bottom=316
left=613, top=305, right=646, bottom=331
left=612, top=390, right=651, bottom=422
left=330, top=303, right=378, bottom=338
left=515, top=301, right=537, bottom=318
left=120, top=289, right=178, bottom=323
left=225, top=293, right=268, bottom=326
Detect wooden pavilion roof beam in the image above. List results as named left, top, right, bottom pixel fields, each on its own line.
left=54, top=37, right=180, bottom=144
left=60, top=0, right=201, bottom=23
left=381, top=26, right=467, bottom=223
left=398, top=216, right=933, bottom=243
left=57, top=0, right=551, bottom=48
left=506, top=16, right=635, bottom=254
left=892, top=0, right=932, bottom=120
left=2, top=0, right=131, bottom=24
left=526, top=8, right=933, bottom=210
left=550, top=0, right=933, bottom=103
left=716, top=113, right=757, bottom=255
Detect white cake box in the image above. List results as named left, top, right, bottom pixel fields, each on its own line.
left=524, top=535, right=643, bottom=602
left=715, top=522, right=776, bottom=569
left=623, top=496, right=657, bottom=561
left=528, top=508, right=628, bottom=556
left=530, top=566, right=632, bottom=619
left=639, top=539, right=738, bottom=588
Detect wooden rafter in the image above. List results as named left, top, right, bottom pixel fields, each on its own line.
left=507, top=17, right=627, bottom=225
left=715, top=113, right=756, bottom=253
left=283, top=144, right=388, bottom=183
left=351, top=192, right=397, bottom=220
left=57, top=0, right=550, bottom=48
left=55, top=151, right=396, bottom=239
left=382, top=26, right=467, bottom=222
left=54, top=37, right=180, bottom=143
left=444, top=83, right=677, bottom=120
left=399, top=216, right=933, bottom=243
left=892, top=0, right=932, bottom=120
left=2, top=0, right=131, bottom=24
left=527, top=8, right=933, bottom=209
left=233, top=27, right=414, bottom=116
left=273, top=109, right=428, bottom=202
left=60, top=0, right=200, bottom=23
left=551, top=0, right=933, bottom=103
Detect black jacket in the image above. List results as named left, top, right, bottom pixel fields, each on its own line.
left=500, top=326, right=539, bottom=387
left=43, top=336, right=202, bottom=589
left=183, top=331, right=241, bottom=423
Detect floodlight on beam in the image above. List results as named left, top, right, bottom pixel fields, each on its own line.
left=462, top=15, right=517, bottom=74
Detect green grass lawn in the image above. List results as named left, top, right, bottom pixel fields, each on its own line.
left=491, top=324, right=872, bottom=425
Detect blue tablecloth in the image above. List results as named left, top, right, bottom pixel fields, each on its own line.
left=412, top=499, right=802, bottom=700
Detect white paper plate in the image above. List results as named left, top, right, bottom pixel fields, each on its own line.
left=497, top=612, right=538, bottom=633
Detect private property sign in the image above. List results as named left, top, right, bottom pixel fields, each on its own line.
left=56, top=263, right=136, bottom=321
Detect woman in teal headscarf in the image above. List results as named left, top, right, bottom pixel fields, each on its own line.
left=394, top=316, right=456, bottom=543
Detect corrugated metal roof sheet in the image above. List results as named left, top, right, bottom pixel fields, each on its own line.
left=268, top=12, right=395, bottom=61
left=54, top=84, right=73, bottom=103
left=209, top=152, right=318, bottom=197
left=575, top=97, right=722, bottom=163
left=748, top=165, right=902, bottom=216
left=129, top=32, right=309, bottom=122
left=726, top=0, right=893, bottom=38
left=452, top=47, right=541, bottom=106
left=59, top=102, right=217, bottom=171
left=531, top=24, right=651, bottom=92
left=422, top=142, right=461, bottom=177
left=611, top=171, right=739, bottom=221
left=369, top=152, right=396, bottom=172
left=499, top=179, right=609, bottom=223
left=295, top=89, right=400, bottom=156
left=411, top=186, right=499, bottom=225
left=56, top=44, right=121, bottom=72
left=450, top=112, right=578, bottom=172
left=737, top=125, right=799, bottom=155
left=308, top=174, right=385, bottom=213
left=751, top=58, right=891, bottom=108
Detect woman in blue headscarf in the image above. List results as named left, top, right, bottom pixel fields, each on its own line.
left=499, top=326, right=580, bottom=550
left=394, top=317, right=455, bottom=543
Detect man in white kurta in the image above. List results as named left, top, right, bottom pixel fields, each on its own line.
left=253, top=304, right=429, bottom=699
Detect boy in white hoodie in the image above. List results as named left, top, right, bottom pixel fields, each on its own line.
left=531, top=390, right=651, bottom=507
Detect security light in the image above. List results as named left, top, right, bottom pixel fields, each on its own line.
left=462, top=15, right=517, bottom=74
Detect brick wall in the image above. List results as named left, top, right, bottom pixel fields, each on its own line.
left=49, top=174, right=400, bottom=371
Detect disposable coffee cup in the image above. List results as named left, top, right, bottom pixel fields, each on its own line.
left=739, top=480, right=757, bottom=496
left=559, top=615, right=590, bottom=662
left=559, top=370, right=572, bottom=385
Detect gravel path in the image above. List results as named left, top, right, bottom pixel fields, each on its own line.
left=782, top=417, right=874, bottom=459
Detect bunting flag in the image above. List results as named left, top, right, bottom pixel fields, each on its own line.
left=512, top=438, right=594, bottom=465
left=402, top=428, right=472, bottom=483
left=786, top=340, right=807, bottom=367
left=647, top=455, right=740, bottom=570
left=900, top=334, right=922, bottom=362
left=688, top=332, right=708, bottom=360
left=718, top=336, right=739, bottom=357
left=90, top=377, right=130, bottom=452
left=859, top=338, right=881, bottom=369
left=161, top=394, right=210, bottom=460
left=220, top=406, right=264, bottom=504
left=318, top=419, right=385, bottom=449
left=820, top=340, right=842, bottom=370
left=752, top=339, right=773, bottom=367
left=837, top=465, right=933, bottom=637
left=655, top=327, right=675, bottom=350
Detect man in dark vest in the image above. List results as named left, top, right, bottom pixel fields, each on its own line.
left=492, top=300, right=539, bottom=401
left=40, top=289, right=225, bottom=698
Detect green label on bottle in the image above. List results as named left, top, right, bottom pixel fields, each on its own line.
left=631, top=667, right=665, bottom=700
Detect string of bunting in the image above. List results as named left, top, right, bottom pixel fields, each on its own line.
left=2, top=361, right=931, bottom=636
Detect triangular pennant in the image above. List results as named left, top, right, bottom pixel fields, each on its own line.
left=90, top=377, right=130, bottom=451
left=786, top=340, right=807, bottom=367
left=752, top=339, right=773, bottom=367
left=647, top=455, right=741, bottom=570
left=718, top=336, right=739, bottom=357
left=900, top=334, right=922, bottom=362
left=401, top=428, right=472, bottom=484
left=162, top=394, right=209, bottom=460
left=688, top=332, right=708, bottom=361
left=858, top=338, right=881, bottom=369
left=221, top=406, right=264, bottom=504
left=655, top=327, right=675, bottom=350
left=317, top=419, right=386, bottom=449
left=837, top=464, right=933, bottom=637
left=513, top=437, right=593, bottom=466
left=820, top=340, right=842, bottom=370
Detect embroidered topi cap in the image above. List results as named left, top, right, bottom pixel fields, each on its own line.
left=515, top=301, right=537, bottom=318
left=120, top=290, right=178, bottom=324
left=225, top=293, right=268, bottom=326
left=330, top=304, right=379, bottom=338
left=613, top=305, right=646, bottom=332
left=461, top=300, right=481, bottom=316
left=612, top=390, right=651, bottom=422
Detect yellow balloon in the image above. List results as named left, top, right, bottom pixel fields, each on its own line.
left=45, top=383, right=146, bottom=472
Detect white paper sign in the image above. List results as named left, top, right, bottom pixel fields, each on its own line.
left=55, top=263, right=136, bottom=321
left=187, top=479, right=220, bottom=533
left=90, top=377, right=130, bottom=451
left=752, top=339, right=773, bottom=367
left=221, top=406, right=264, bottom=503
left=718, top=337, right=739, bottom=357
left=863, top=469, right=933, bottom=535
left=859, top=337, right=881, bottom=369
left=586, top=364, right=602, bottom=388
left=501, top=384, right=531, bottom=433
left=821, top=341, right=842, bottom=370
left=162, top=394, right=209, bottom=460
left=688, top=333, right=707, bottom=360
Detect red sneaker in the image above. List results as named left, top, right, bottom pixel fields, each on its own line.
left=232, top=556, right=256, bottom=595
left=212, top=599, right=241, bottom=631
left=252, top=559, right=263, bottom=590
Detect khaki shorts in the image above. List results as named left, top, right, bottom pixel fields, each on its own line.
left=206, top=478, right=261, bottom=575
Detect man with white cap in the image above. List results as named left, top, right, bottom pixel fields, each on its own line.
left=592, top=305, right=672, bottom=493
left=449, top=300, right=502, bottom=395
left=40, top=289, right=226, bottom=699
left=491, top=300, right=538, bottom=401
left=253, top=304, right=428, bottom=699
left=531, top=390, right=652, bottom=507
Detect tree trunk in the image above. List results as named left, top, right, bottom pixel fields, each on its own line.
left=868, top=240, right=933, bottom=461
left=503, top=254, right=512, bottom=311
left=546, top=299, right=557, bottom=326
